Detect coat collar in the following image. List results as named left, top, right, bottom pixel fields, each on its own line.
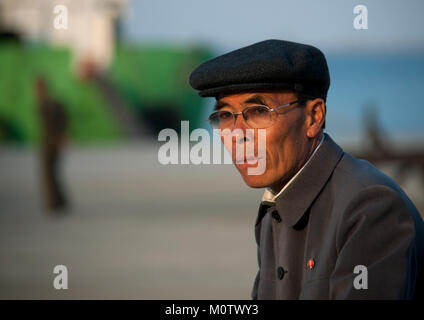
left=256, top=133, right=344, bottom=227
left=275, top=133, right=344, bottom=227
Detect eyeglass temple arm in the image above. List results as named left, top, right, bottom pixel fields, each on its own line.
left=272, top=99, right=306, bottom=112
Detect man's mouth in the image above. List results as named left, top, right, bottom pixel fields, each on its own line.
left=235, top=157, right=262, bottom=164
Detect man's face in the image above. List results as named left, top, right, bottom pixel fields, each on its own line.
left=217, top=91, right=314, bottom=192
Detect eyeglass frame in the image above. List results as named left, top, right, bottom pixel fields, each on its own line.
left=207, top=99, right=308, bottom=130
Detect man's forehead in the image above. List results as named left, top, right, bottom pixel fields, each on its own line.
left=214, top=91, right=297, bottom=111
left=217, top=90, right=294, bottom=104
left=218, top=92, right=259, bottom=101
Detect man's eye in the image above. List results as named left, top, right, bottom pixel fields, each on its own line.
left=219, top=112, right=232, bottom=119
left=253, top=107, right=267, bottom=114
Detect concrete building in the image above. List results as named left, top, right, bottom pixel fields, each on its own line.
left=0, top=0, right=127, bottom=73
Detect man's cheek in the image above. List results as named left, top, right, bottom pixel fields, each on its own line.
left=247, top=129, right=267, bottom=175
left=221, top=136, right=231, bottom=154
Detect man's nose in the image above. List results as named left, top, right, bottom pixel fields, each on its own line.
left=232, top=113, right=249, bottom=144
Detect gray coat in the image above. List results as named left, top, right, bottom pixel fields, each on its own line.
left=251, top=133, right=424, bottom=299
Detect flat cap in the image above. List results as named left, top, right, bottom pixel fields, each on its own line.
left=189, top=39, right=330, bottom=100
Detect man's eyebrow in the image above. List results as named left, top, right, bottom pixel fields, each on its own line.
left=243, top=94, right=268, bottom=105
left=214, top=100, right=230, bottom=110
left=214, top=94, right=268, bottom=110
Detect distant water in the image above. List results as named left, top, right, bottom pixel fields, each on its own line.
left=326, top=54, right=424, bottom=145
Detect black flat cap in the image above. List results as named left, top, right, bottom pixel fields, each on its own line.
left=189, top=39, right=330, bottom=100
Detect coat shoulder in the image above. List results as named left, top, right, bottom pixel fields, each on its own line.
left=329, top=151, right=423, bottom=244
left=335, top=152, right=400, bottom=192
left=328, top=151, right=422, bottom=228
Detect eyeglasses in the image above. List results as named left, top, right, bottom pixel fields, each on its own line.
left=207, top=99, right=306, bottom=130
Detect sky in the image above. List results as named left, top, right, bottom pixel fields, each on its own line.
left=122, top=0, right=424, bottom=55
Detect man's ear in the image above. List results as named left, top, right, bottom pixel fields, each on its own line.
left=306, top=98, right=326, bottom=138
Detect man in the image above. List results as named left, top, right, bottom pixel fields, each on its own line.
left=35, top=76, right=69, bottom=212
left=189, top=39, right=424, bottom=299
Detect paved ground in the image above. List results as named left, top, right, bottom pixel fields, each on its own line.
left=0, top=142, right=262, bottom=299
left=0, top=142, right=422, bottom=299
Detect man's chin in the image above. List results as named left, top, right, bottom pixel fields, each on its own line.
left=240, top=174, right=270, bottom=189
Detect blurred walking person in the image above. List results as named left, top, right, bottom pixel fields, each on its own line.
left=35, top=76, right=69, bottom=212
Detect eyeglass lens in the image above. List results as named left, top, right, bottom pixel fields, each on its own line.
left=208, top=106, right=273, bottom=130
